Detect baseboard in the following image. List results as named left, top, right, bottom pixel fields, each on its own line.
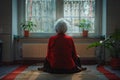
left=80, top=57, right=97, bottom=65
left=1, top=61, right=14, bottom=65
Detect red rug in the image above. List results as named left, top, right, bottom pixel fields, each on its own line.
left=1, top=65, right=28, bottom=80
left=1, top=65, right=120, bottom=80
left=97, top=66, right=120, bottom=80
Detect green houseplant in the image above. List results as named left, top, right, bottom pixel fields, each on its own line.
left=20, top=20, right=36, bottom=37
left=88, top=29, right=120, bottom=69
left=108, top=29, right=120, bottom=69
left=79, top=19, right=92, bottom=37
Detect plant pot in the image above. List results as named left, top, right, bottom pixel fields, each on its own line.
left=82, top=30, right=88, bottom=37
left=24, top=30, right=29, bottom=37
left=110, top=58, right=120, bottom=69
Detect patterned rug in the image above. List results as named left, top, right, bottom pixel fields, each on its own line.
left=1, top=64, right=120, bottom=80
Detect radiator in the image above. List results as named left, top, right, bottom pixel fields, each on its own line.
left=22, top=43, right=48, bottom=58
left=22, top=43, right=95, bottom=58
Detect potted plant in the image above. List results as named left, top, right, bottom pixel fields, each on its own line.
left=88, top=29, right=120, bottom=69
left=20, top=20, right=36, bottom=37
left=78, top=19, right=92, bottom=37
left=108, top=29, right=120, bottom=69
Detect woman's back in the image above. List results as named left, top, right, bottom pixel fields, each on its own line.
left=38, top=18, right=86, bottom=73
left=48, top=33, right=76, bottom=69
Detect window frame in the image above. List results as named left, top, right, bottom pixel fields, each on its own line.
left=18, top=0, right=102, bottom=38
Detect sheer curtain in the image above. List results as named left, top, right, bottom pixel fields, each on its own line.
left=64, top=0, right=95, bottom=33
left=25, top=0, right=95, bottom=33
left=26, top=0, right=56, bottom=33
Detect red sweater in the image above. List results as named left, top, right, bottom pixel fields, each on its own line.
left=46, top=33, right=78, bottom=69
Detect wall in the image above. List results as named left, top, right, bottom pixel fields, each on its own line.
left=0, top=0, right=13, bottom=62
left=107, top=0, right=120, bottom=35
left=0, top=0, right=120, bottom=62
left=105, top=0, right=120, bottom=62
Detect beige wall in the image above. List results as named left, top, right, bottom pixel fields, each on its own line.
left=0, top=0, right=13, bottom=62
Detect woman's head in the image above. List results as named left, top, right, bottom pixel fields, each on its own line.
left=54, top=18, right=70, bottom=34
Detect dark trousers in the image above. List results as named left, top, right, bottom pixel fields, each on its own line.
left=43, top=57, right=81, bottom=73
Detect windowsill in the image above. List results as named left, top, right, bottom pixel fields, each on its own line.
left=15, top=35, right=103, bottom=44
left=17, top=32, right=104, bottom=39
left=14, top=33, right=104, bottom=43
left=17, top=36, right=100, bottom=39
left=17, top=34, right=104, bottom=39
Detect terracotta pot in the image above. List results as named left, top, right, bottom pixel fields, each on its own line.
left=24, top=30, right=29, bottom=37
left=82, top=30, right=88, bottom=37
left=110, top=58, right=120, bottom=69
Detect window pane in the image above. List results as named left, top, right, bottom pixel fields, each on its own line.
left=25, top=0, right=95, bottom=33
left=64, top=0, right=95, bottom=33
left=26, top=0, right=56, bottom=33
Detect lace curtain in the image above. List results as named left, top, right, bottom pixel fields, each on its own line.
left=26, top=0, right=56, bottom=33
left=26, top=0, right=95, bottom=33
left=64, top=0, right=95, bottom=33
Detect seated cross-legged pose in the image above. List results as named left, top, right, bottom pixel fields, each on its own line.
left=38, top=18, right=87, bottom=73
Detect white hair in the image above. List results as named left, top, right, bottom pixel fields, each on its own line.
left=54, top=18, right=70, bottom=33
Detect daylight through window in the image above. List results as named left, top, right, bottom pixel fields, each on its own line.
left=26, top=0, right=56, bottom=33
left=26, top=0, right=95, bottom=33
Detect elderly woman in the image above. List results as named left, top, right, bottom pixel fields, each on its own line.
left=38, top=18, right=86, bottom=73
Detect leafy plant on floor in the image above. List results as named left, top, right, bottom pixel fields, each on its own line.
left=88, top=28, right=120, bottom=58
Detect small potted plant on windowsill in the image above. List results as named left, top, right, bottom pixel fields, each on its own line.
left=78, top=19, right=92, bottom=37
left=20, top=20, right=36, bottom=37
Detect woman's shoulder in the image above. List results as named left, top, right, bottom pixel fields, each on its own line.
left=50, top=34, right=73, bottom=40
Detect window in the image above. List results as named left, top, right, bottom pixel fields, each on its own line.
left=26, top=0, right=56, bottom=33
left=64, top=0, right=95, bottom=33
left=25, top=0, right=96, bottom=34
